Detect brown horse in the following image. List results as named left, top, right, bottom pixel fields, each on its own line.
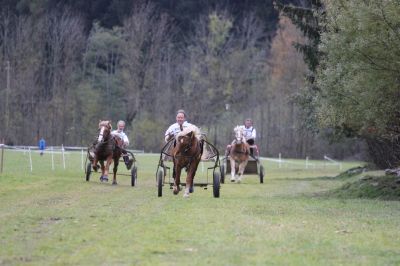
left=92, top=120, right=122, bottom=185
left=172, top=126, right=203, bottom=198
left=229, top=126, right=250, bottom=183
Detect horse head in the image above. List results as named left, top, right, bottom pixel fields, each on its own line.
left=97, top=120, right=112, bottom=143
left=176, top=130, right=195, bottom=153
left=234, top=126, right=246, bottom=144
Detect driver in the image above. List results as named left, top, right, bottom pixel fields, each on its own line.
left=111, top=120, right=133, bottom=170
left=164, top=109, right=195, bottom=143
left=225, top=118, right=259, bottom=158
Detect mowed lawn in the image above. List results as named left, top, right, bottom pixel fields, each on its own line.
left=0, top=150, right=399, bottom=265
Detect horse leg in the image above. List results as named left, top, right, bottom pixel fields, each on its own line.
left=92, top=157, right=99, bottom=172
left=183, top=172, right=191, bottom=198
left=173, top=165, right=181, bottom=195
left=237, top=159, right=249, bottom=183
left=100, top=161, right=108, bottom=182
left=230, top=157, right=236, bottom=182
left=185, top=159, right=200, bottom=197
left=104, top=158, right=112, bottom=184
left=112, top=159, right=118, bottom=185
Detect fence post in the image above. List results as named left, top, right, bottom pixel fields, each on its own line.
left=81, top=149, right=84, bottom=170
left=29, top=147, right=33, bottom=172
left=51, top=146, right=55, bottom=170
left=305, top=156, right=309, bottom=169
left=0, top=144, right=4, bottom=173
left=62, top=144, right=66, bottom=169
left=279, top=153, right=282, bottom=168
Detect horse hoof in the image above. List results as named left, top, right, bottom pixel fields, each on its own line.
left=189, top=186, right=194, bottom=193
left=112, top=181, right=117, bottom=185
left=183, top=193, right=190, bottom=198
left=230, top=178, right=235, bottom=182
left=101, top=176, right=109, bottom=182
left=173, top=190, right=179, bottom=195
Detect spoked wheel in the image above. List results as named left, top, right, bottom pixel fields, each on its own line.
left=131, top=166, right=137, bottom=187
left=86, top=163, right=92, bottom=181
left=213, top=171, right=221, bottom=198
left=157, top=169, right=164, bottom=197
left=220, top=164, right=225, bottom=184
left=259, top=165, right=265, bottom=184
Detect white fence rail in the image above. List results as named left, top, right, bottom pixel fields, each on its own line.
left=0, top=144, right=144, bottom=173
left=1, top=144, right=343, bottom=173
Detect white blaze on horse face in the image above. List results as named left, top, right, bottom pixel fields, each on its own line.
left=235, top=127, right=244, bottom=143
left=98, top=127, right=105, bottom=142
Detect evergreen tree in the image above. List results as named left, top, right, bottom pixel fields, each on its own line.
left=275, top=0, right=324, bottom=134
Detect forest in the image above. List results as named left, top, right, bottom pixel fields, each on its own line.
left=0, top=0, right=399, bottom=168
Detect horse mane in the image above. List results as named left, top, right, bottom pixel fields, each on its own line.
left=234, top=125, right=243, bottom=133
left=175, top=125, right=201, bottom=140
left=99, top=120, right=112, bottom=129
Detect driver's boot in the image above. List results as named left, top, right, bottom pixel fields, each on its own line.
left=123, top=155, right=132, bottom=170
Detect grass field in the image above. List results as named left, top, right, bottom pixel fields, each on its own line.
left=0, top=150, right=399, bottom=265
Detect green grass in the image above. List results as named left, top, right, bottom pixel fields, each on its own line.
left=330, top=174, right=400, bottom=200
left=0, top=150, right=399, bottom=265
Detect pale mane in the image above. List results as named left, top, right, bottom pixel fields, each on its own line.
left=234, top=125, right=243, bottom=133
left=176, top=125, right=201, bottom=140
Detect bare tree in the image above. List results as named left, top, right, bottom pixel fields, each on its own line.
left=0, top=9, right=85, bottom=145
left=121, top=2, right=174, bottom=124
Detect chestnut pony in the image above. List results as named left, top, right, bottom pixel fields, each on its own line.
left=92, top=120, right=123, bottom=185
left=172, top=126, right=203, bottom=198
left=229, top=126, right=250, bottom=183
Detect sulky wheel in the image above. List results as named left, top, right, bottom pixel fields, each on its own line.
left=213, top=171, right=221, bottom=198
left=220, top=164, right=225, bottom=184
left=131, top=166, right=137, bottom=187
left=157, top=168, right=164, bottom=197
left=259, top=165, right=265, bottom=184
left=86, top=163, right=92, bottom=181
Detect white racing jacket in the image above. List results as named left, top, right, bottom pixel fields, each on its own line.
left=240, top=126, right=256, bottom=141
left=164, top=121, right=195, bottom=142
left=111, top=130, right=129, bottom=147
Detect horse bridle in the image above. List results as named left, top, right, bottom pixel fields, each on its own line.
left=234, top=129, right=245, bottom=144
left=182, top=135, right=193, bottom=153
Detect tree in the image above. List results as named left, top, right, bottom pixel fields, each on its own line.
left=181, top=11, right=270, bottom=147
left=120, top=2, right=173, bottom=123
left=0, top=9, right=85, bottom=145
left=275, top=0, right=324, bottom=133
left=316, top=0, right=400, bottom=168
